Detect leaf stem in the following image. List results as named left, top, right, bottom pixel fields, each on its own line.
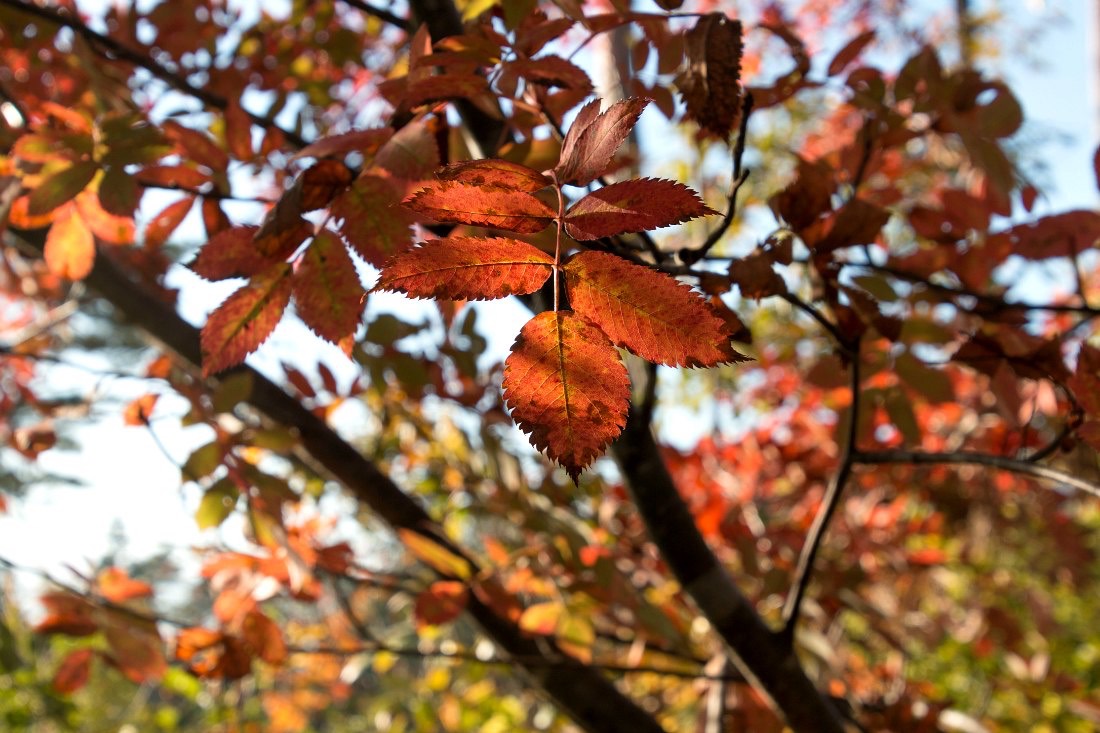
left=553, top=180, right=567, bottom=312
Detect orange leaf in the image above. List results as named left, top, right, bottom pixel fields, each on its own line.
left=398, top=529, right=473, bottom=579
left=332, top=173, right=414, bottom=266
left=123, top=393, right=159, bottom=425
left=75, top=190, right=135, bottom=245
left=44, top=208, right=95, bottom=280
left=414, top=580, right=469, bottom=628
left=174, top=627, right=223, bottom=663
left=565, top=251, right=744, bottom=367
left=405, top=181, right=555, bottom=234
left=519, top=600, right=563, bottom=636
left=27, top=161, right=99, bottom=216
left=8, top=194, right=56, bottom=228
left=200, top=264, right=292, bottom=376
left=240, top=609, right=287, bottom=665
left=144, top=197, right=194, bottom=248
left=503, top=310, right=629, bottom=481
left=436, top=159, right=552, bottom=192
left=53, top=648, right=95, bottom=694
left=97, top=567, right=153, bottom=603
left=164, top=120, right=229, bottom=171
left=36, top=592, right=97, bottom=637
left=190, top=225, right=275, bottom=280
left=375, top=237, right=553, bottom=300
left=292, top=231, right=364, bottom=343
left=564, top=178, right=716, bottom=240
left=554, top=97, right=648, bottom=187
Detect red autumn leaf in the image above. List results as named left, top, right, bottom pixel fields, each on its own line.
left=163, top=120, right=229, bottom=171
left=75, top=191, right=135, bottom=245
left=290, top=127, right=393, bottom=162
left=53, top=648, right=95, bottom=694
left=503, top=310, right=630, bottom=481
left=240, top=609, right=287, bottom=665
left=677, top=14, right=744, bottom=138
left=144, top=197, right=194, bottom=248
left=254, top=215, right=313, bottom=259
left=36, top=592, right=98, bottom=637
left=506, top=55, right=593, bottom=91
left=800, top=198, right=890, bottom=253
left=135, top=164, right=212, bottom=189
left=827, top=30, right=875, bottom=76
left=436, top=159, right=552, bottom=192
left=728, top=251, right=789, bottom=300
left=554, top=97, right=649, bottom=187
left=405, top=181, right=555, bottom=234
left=103, top=615, right=166, bottom=684
left=332, top=173, right=414, bottom=267
left=200, top=264, right=292, bottom=376
left=224, top=98, right=253, bottom=160
left=97, top=567, right=153, bottom=603
left=298, top=159, right=353, bottom=211
left=292, top=231, right=364, bottom=343
left=123, top=393, right=159, bottom=426
left=44, top=208, right=95, bottom=280
left=375, top=237, right=553, bottom=300
left=414, top=580, right=469, bottom=628
left=373, top=119, right=440, bottom=181
left=565, top=251, right=744, bottom=367
left=989, top=210, right=1100, bottom=261
left=27, top=161, right=99, bottom=216
left=563, top=178, right=717, bottom=241
left=403, top=74, right=491, bottom=108
left=190, top=225, right=274, bottom=280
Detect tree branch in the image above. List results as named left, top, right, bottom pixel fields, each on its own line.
left=337, top=0, right=409, bottom=30
left=781, top=337, right=862, bottom=640
left=611, top=410, right=847, bottom=733
left=853, top=448, right=1100, bottom=500
left=5, top=226, right=665, bottom=733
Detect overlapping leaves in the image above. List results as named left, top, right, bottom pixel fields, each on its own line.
left=378, top=98, right=743, bottom=479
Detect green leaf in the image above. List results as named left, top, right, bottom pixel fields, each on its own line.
left=27, top=161, right=99, bottom=216
left=183, top=441, right=224, bottom=481
left=195, top=478, right=239, bottom=529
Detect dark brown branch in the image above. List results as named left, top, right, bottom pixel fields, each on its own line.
left=0, top=0, right=308, bottom=148
left=853, top=449, right=1100, bottom=500
left=611, top=410, right=847, bottom=733
left=6, top=226, right=665, bottom=733
left=781, top=336, right=862, bottom=640
left=337, top=0, right=409, bottom=30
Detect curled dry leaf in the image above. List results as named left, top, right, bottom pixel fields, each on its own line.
left=677, top=13, right=744, bottom=139
left=503, top=311, right=630, bottom=482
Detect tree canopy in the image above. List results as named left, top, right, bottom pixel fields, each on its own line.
left=1, top=0, right=1100, bottom=731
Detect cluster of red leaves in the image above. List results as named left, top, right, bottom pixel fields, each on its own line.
left=376, top=98, right=746, bottom=479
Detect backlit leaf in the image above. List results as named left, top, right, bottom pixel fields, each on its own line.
left=414, top=581, right=469, bottom=628
left=292, top=231, right=364, bottom=343
left=53, top=648, right=94, bottom=694
left=27, top=161, right=98, bottom=216
left=332, top=173, right=414, bottom=266
left=677, top=14, right=743, bottom=138
left=195, top=479, right=239, bottom=529
left=503, top=310, right=629, bottom=481
left=405, top=181, right=554, bottom=234
left=103, top=615, right=166, bottom=683
left=398, top=529, right=473, bottom=580
left=75, top=190, right=135, bottom=245
left=519, top=600, right=563, bottom=636
left=97, top=167, right=140, bottom=217
left=554, top=97, right=649, bottom=187
left=565, top=251, right=743, bottom=367
left=290, top=127, right=393, bottom=162
left=436, top=159, right=552, bottom=192
left=164, top=120, right=229, bottom=171
left=44, top=209, right=95, bottom=280
left=135, top=164, right=212, bottom=189
left=376, top=237, right=553, bottom=300
left=201, top=264, right=292, bottom=376
left=564, top=178, right=716, bottom=241
left=224, top=98, right=253, bottom=160
left=144, top=197, right=194, bottom=248
left=190, top=225, right=273, bottom=280
left=240, top=610, right=286, bottom=665
left=298, top=159, right=353, bottom=211
left=373, top=118, right=439, bottom=180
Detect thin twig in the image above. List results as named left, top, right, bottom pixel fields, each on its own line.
left=853, top=448, right=1100, bottom=500
left=781, top=336, right=862, bottom=641
left=780, top=292, right=851, bottom=353
left=679, top=93, right=754, bottom=265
